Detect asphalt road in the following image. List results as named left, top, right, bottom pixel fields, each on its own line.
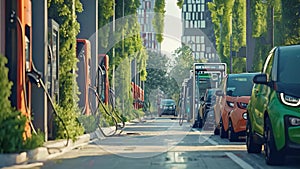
left=34, top=116, right=300, bottom=169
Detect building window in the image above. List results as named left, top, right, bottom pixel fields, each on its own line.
left=196, top=36, right=200, bottom=43
left=200, top=52, right=205, bottom=59
left=201, top=13, right=203, bottom=20
left=201, top=20, right=206, bottom=28
left=188, top=4, right=192, bottom=12
left=197, top=44, right=201, bottom=51
left=188, top=0, right=191, bottom=3
left=201, top=44, right=205, bottom=51
left=186, top=36, right=191, bottom=43
left=201, top=0, right=205, bottom=3
left=198, top=4, right=201, bottom=12
left=200, top=36, right=204, bottom=43
left=185, top=21, right=189, bottom=28
left=201, top=4, right=205, bottom=12
left=195, top=52, right=200, bottom=60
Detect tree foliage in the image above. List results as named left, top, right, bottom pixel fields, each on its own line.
left=98, top=0, right=114, bottom=49
left=153, top=0, right=166, bottom=43
left=176, top=0, right=184, bottom=9
left=250, top=0, right=299, bottom=72
left=144, top=51, right=180, bottom=111
left=208, top=0, right=249, bottom=72
left=0, top=55, right=44, bottom=153
left=48, top=0, right=84, bottom=140
left=101, top=0, right=148, bottom=121
left=170, top=45, right=194, bottom=87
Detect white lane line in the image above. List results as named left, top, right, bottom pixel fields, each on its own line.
left=225, top=152, right=254, bottom=169
left=191, top=128, right=200, bottom=132
left=192, top=128, right=219, bottom=145
left=202, top=136, right=218, bottom=145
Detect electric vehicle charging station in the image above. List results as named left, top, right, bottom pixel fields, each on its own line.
left=76, top=39, right=91, bottom=115
left=4, top=0, right=33, bottom=137
left=192, top=63, right=227, bottom=128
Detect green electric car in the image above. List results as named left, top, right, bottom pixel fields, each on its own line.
left=246, top=45, right=300, bottom=165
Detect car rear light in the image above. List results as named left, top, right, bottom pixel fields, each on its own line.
left=238, top=102, right=248, bottom=109
left=289, top=117, right=300, bottom=126
left=227, top=101, right=234, bottom=108
left=242, top=112, right=247, bottom=120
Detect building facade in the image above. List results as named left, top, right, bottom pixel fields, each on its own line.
left=181, top=0, right=218, bottom=62
left=137, top=0, right=161, bottom=52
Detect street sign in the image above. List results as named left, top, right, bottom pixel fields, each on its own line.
left=194, top=63, right=226, bottom=72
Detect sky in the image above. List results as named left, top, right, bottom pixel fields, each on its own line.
left=162, top=0, right=182, bottom=54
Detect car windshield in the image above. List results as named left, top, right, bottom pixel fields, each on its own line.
left=205, top=89, right=217, bottom=102
left=161, top=99, right=175, bottom=105
left=226, top=74, right=256, bottom=97
left=278, top=47, right=300, bottom=84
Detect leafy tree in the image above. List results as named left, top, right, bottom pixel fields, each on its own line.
left=153, top=0, right=166, bottom=43
left=105, top=0, right=148, bottom=121
left=176, top=0, right=184, bottom=8
left=280, top=0, right=300, bottom=45
left=48, top=0, right=84, bottom=140
left=170, top=45, right=194, bottom=87
left=144, top=51, right=168, bottom=111
left=98, top=0, right=114, bottom=49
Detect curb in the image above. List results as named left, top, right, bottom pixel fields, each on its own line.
left=0, top=117, right=148, bottom=168
left=0, top=131, right=99, bottom=168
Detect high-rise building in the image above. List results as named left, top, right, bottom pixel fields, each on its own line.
left=137, top=0, right=161, bottom=52
left=181, top=0, right=218, bottom=62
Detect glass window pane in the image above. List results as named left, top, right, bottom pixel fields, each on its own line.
left=201, top=4, right=205, bottom=12
left=201, top=20, right=206, bottom=28
left=197, top=44, right=201, bottom=51
left=201, top=44, right=205, bottom=51
left=196, top=36, right=200, bottom=43
left=188, top=4, right=192, bottom=12
left=200, top=52, right=205, bottom=58
left=201, top=36, right=204, bottom=43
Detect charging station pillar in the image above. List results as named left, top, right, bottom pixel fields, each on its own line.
left=32, top=0, right=48, bottom=141
left=77, top=0, right=98, bottom=112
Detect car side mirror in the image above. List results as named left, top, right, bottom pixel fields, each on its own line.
left=253, top=74, right=268, bottom=84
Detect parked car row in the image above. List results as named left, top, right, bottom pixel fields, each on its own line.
left=201, top=44, right=300, bottom=166
left=213, top=73, right=258, bottom=141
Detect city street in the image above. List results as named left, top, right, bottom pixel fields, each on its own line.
left=37, top=116, right=300, bottom=169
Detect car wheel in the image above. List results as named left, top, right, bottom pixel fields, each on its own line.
left=246, top=119, right=262, bottom=153
left=220, top=118, right=228, bottom=138
left=214, top=126, right=220, bottom=135
left=228, top=120, right=238, bottom=142
left=264, top=117, right=285, bottom=165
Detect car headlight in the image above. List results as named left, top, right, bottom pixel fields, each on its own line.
left=238, top=102, right=248, bottom=109
left=242, top=112, right=247, bottom=120
left=289, top=117, right=300, bottom=126
left=280, top=93, right=300, bottom=107
left=226, top=101, right=234, bottom=108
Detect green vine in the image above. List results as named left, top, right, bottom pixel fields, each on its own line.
left=48, top=0, right=84, bottom=141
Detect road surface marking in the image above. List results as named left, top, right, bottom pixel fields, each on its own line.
left=192, top=128, right=219, bottom=145
left=202, top=136, right=218, bottom=145
left=225, top=152, right=254, bottom=169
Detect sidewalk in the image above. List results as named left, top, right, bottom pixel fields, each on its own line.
left=0, top=129, right=106, bottom=168
left=0, top=117, right=150, bottom=168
